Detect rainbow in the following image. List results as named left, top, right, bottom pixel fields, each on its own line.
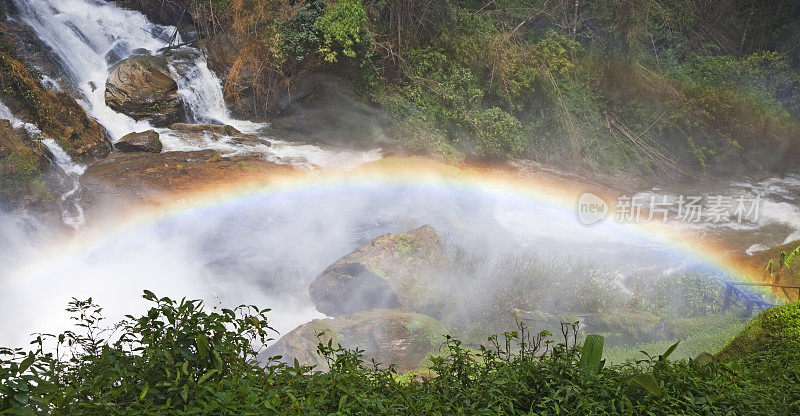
left=7, top=157, right=766, bottom=287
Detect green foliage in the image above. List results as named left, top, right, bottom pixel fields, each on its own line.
left=604, top=313, right=747, bottom=363
left=579, top=334, right=604, bottom=373
left=315, top=0, right=367, bottom=62
left=641, top=273, right=726, bottom=317
left=717, top=301, right=800, bottom=362
left=278, top=1, right=324, bottom=62
left=3, top=295, right=800, bottom=414
left=471, top=107, right=525, bottom=158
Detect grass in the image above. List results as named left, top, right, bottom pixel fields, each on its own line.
left=605, top=313, right=748, bottom=363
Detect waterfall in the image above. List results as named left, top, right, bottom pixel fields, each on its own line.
left=1, top=100, right=86, bottom=228
left=9, top=0, right=170, bottom=139
left=8, top=0, right=256, bottom=139
left=169, top=50, right=264, bottom=134
left=9, top=0, right=380, bottom=168
left=40, top=138, right=87, bottom=228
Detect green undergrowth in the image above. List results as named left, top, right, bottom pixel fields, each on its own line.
left=2, top=293, right=799, bottom=415
left=605, top=313, right=748, bottom=363
left=184, top=0, right=800, bottom=177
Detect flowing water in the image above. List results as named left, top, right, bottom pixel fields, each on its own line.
left=0, top=100, right=86, bottom=228
left=9, top=0, right=380, bottom=167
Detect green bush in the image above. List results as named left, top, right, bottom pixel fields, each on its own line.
left=4, top=293, right=798, bottom=414
left=315, top=0, right=367, bottom=62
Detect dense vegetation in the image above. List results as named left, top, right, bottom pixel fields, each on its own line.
left=129, top=0, right=800, bottom=178
left=1, top=292, right=799, bottom=415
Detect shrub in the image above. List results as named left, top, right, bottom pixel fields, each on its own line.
left=2, top=293, right=800, bottom=414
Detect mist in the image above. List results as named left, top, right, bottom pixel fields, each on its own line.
left=0, top=175, right=760, bottom=348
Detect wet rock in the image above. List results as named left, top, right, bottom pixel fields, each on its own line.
left=167, top=123, right=270, bottom=147
left=309, top=225, right=446, bottom=316
left=168, top=122, right=243, bottom=137
left=1, top=18, right=72, bottom=95
left=0, top=22, right=111, bottom=162
left=80, top=150, right=293, bottom=213
left=261, top=309, right=445, bottom=372
left=0, top=120, right=52, bottom=209
left=269, top=73, right=392, bottom=148
left=105, top=55, right=184, bottom=127
left=105, top=40, right=131, bottom=65
left=115, top=130, right=162, bottom=153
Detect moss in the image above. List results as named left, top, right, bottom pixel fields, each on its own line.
left=604, top=313, right=747, bottom=363
left=392, top=233, right=419, bottom=257
left=0, top=23, right=109, bottom=162
left=405, top=315, right=446, bottom=347
left=0, top=153, right=50, bottom=205
left=716, top=301, right=800, bottom=362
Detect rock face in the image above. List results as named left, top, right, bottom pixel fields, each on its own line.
left=0, top=22, right=111, bottom=162
left=167, top=122, right=271, bottom=147
left=309, top=225, right=446, bottom=316
left=168, top=122, right=243, bottom=137
left=115, top=130, right=162, bottom=153
left=0, top=120, right=51, bottom=209
left=269, top=73, right=391, bottom=148
left=105, top=55, right=184, bottom=126
left=261, top=309, right=444, bottom=372
left=80, top=150, right=294, bottom=214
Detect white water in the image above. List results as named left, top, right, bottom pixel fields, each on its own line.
left=1, top=100, right=87, bottom=227
left=635, top=173, right=800, bottom=252
left=10, top=0, right=169, bottom=139
left=11, top=0, right=382, bottom=169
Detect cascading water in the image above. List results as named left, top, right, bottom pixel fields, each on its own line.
left=11, top=0, right=381, bottom=168
left=10, top=0, right=171, bottom=139
left=40, top=138, right=87, bottom=228
left=11, top=0, right=265, bottom=138
left=0, top=100, right=87, bottom=228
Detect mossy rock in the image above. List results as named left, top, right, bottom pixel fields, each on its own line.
left=0, top=120, right=51, bottom=208
left=0, top=22, right=111, bottom=162
left=308, top=225, right=446, bottom=316
left=261, top=309, right=445, bottom=372
left=716, top=301, right=800, bottom=362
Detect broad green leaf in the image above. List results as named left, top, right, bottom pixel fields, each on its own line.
left=631, top=372, right=662, bottom=398
left=198, top=369, right=218, bottom=385
left=579, top=334, right=604, bottom=373
left=197, top=333, right=208, bottom=358
left=18, top=353, right=35, bottom=375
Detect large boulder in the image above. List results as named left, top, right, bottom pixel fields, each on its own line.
left=168, top=122, right=243, bottom=137
left=105, top=55, right=184, bottom=127
left=115, top=130, right=162, bottom=153
left=309, top=225, right=446, bottom=316
left=261, top=309, right=445, bottom=372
